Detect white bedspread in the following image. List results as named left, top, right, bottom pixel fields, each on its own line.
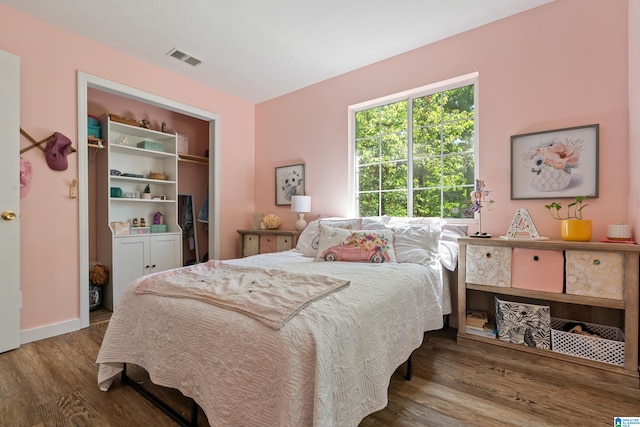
left=97, top=250, right=445, bottom=426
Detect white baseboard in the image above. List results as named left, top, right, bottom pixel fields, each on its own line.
left=20, top=318, right=81, bottom=345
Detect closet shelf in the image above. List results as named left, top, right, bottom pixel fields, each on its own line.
left=110, top=198, right=176, bottom=203
left=178, top=153, right=208, bottom=165
left=110, top=176, right=176, bottom=185
left=88, top=136, right=104, bottom=149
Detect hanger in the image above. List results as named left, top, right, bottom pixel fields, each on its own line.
left=19, top=127, right=77, bottom=155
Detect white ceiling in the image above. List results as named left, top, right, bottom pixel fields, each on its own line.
left=2, top=0, right=552, bottom=103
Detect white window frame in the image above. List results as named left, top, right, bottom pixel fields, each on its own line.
left=348, top=72, right=479, bottom=222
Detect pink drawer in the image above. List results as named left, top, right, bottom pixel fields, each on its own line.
left=259, top=235, right=277, bottom=253
left=511, top=248, right=564, bottom=293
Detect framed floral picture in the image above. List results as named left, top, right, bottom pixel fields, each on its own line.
left=510, top=124, right=599, bottom=200
left=275, top=164, right=305, bottom=205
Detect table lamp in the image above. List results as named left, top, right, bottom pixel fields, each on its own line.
left=291, top=195, right=311, bottom=231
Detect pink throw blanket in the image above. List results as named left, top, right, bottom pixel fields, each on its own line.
left=134, top=260, right=350, bottom=329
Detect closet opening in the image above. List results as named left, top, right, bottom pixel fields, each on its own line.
left=78, top=71, right=220, bottom=328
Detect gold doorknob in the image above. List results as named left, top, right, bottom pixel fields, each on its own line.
left=1, top=211, right=17, bottom=221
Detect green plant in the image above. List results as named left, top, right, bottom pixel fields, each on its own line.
left=144, top=184, right=151, bottom=193
left=544, top=196, right=589, bottom=220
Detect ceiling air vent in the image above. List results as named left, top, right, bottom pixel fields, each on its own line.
left=166, top=48, right=202, bottom=67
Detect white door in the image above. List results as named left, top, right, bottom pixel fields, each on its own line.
left=0, top=50, right=21, bottom=353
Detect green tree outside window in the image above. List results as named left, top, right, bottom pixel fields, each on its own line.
left=355, top=83, right=476, bottom=219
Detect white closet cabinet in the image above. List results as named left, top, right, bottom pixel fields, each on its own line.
left=97, top=115, right=182, bottom=310
left=105, top=234, right=181, bottom=309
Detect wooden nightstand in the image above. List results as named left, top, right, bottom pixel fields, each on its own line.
left=237, top=229, right=301, bottom=258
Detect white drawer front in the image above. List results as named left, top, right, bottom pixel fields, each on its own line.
left=465, top=245, right=511, bottom=287
left=565, top=250, right=624, bottom=300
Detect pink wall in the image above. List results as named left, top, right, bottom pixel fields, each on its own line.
left=256, top=0, right=630, bottom=241
left=0, top=4, right=255, bottom=331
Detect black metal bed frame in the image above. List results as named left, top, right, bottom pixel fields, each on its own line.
left=121, top=364, right=199, bottom=427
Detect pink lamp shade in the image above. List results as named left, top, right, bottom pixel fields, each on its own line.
left=291, top=195, right=311, bottom=231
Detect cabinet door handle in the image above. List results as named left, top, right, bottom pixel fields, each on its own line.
left=145, top=265, right=150, bottom=269
left=151, top=264, right=156, bottom=268
left=593, top=259, right=600, bottom=265
left=532, top=255, right=539, bottom=261
left=485, top=252, right=491, bottom=259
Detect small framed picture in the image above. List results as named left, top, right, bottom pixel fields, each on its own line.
left=511, top=124, right=599, bottom=200
left=275, top=164, right=305, bottom=205
left=252, top=213, right=264, bottom=230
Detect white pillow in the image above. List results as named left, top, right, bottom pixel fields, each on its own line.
left=359, top=218, right=388, bottom=230
left=360, top=216, right=391, bottom=228
left=439, top=224, right=468, bottom=271
left=296, top=218, right=361, bottom=257
left=314, top=224, right=397, bottom=263
left=296, top=220, right=320, bottom=256
left=386, top=216, right=443, bottom=226
left=392, top=223, right=443, bottom=265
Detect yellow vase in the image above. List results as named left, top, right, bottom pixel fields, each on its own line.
left=561, top=219, right=592, bottom=241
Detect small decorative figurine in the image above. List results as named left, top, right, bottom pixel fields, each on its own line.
left=140, top=119, right=151, bottom=129
left=153, top=211, right=164, bottom=225
left=470, top=179, right=494, bottom=238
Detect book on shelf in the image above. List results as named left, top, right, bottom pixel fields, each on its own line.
left=465, top=322, right=496, bottom=338
left=466, top=310, right=489, bottom=328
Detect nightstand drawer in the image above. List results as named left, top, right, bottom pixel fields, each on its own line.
left=259, top=235, right=277, bottom=253
left=276, top=235, right=295, bottom=251
left=465, top=245, right=511, bottom=287
left=565, top=251, right=624, bottom=300
left=242, top=234, right=260, bottom=257
left=512, top=248, right=564, bottom=293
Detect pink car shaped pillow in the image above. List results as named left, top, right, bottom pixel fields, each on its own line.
left=321, top=231, right=391, bottom=263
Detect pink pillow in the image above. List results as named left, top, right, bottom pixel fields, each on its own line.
left=314, top=224, right=396, bottom=263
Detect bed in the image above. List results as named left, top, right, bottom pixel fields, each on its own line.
left=97, top=218, right=464, bottom=426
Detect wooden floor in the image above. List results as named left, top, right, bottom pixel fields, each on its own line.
left=89, top=307, right=112, bottom=325
left=1, top=317, right=639, bottom=427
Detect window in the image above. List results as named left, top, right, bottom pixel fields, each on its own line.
left=351, top=74, right=477, bottom=220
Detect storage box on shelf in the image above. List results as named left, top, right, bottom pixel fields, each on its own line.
left=96, top=114, right=182, bottom=310
left=88, top=114, right=102, bottom=138
left=457, top=237, right=640, bottom=385
left=465, top=245, right=511, bottom=287
left=177, top=133, right=189, bottom=154
left=511, top=248, right=564, bottom=293
left=565, top=250, right=625, bottom=300
left=551, top=318, right=625, bottom=367
left=495, top=297, right=551, bottom=349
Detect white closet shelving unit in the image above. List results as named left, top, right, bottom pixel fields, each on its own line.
left=96, top=114, right=182, bottom=310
